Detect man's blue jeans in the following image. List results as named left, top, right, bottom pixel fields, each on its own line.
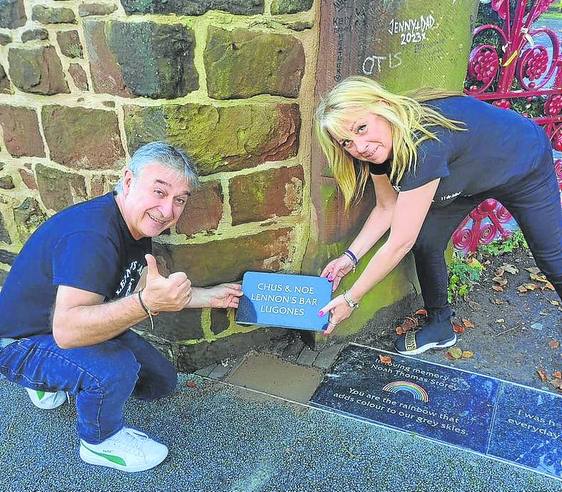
left=0, top=330, right=177, bottom=444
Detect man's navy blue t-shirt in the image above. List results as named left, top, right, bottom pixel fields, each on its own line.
left=0, top=192, right=151, bottom=338
left=371, top=96, right=551, bottom=207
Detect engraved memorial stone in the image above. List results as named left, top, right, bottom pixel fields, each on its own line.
left=311, top=344, right=562, bottom=480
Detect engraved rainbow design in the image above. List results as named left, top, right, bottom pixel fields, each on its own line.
left=382, top=381, right=429, bottom=402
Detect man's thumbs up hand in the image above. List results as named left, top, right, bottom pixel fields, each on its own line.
left=145, top=254, right=164, bottom=281
left=142, top=254, right=192, bottom=312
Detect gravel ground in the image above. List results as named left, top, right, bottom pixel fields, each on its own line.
left=0, top=374, right=560, bottom=492
left=360, top=247, right=561, bottom=394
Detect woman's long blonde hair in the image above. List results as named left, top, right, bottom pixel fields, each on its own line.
left=315, top=76, right=465, bottom=209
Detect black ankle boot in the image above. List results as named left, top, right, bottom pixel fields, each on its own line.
left=394, top=308, right=456, bottom=355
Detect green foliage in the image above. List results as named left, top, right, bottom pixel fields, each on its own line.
left=448, top=254, right=485, bottom=303
left=478, top=230, right=529, bottom=257
left=448, top=230, right=529, bottom=302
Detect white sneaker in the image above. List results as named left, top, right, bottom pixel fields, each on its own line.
left=25, top=387, right=67, bottom=410
left=79, top=427, right=168, bottom=472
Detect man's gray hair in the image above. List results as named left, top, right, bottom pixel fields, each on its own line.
left=115, top=141, right=200, bottom=193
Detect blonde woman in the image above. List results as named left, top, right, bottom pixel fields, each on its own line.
left=316, top=76, right=562, bottom=355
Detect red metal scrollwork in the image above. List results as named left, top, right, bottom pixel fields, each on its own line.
left=455, top=0, right=562, bottom=253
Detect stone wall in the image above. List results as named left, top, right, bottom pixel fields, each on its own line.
left=0, top=0, right=480, bottom=370
left=0, top=0, right=317, bottom=369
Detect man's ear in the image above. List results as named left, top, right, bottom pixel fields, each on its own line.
left=122, top=169, right=134, bottom=196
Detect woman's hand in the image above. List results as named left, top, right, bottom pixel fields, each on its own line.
left=318, top=294, right=355, bottom=335
left=321, top=255, right=355, bottom=291
left=188, top=284, right=243, bottom=309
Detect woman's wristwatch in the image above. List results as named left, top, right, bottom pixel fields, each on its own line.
left=342, top=290, right=359, bottom=309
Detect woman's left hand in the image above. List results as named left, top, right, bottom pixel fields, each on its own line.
left=319, top=295, right=355, bottom=335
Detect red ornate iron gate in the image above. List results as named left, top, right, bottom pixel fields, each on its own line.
left=453, top=0, right=562, bottom=253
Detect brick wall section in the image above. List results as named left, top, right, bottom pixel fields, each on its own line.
left=0, top=0, right=316, bottom=368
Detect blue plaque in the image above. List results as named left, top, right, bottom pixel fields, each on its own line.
left=236, top=271, right=331, bottom=331
left=311, top=344, right=562, bottom=480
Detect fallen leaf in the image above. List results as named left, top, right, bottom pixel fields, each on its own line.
left=395, top=315, right=419, bottom=335
left=468, top=300, right=481, bottom=310
left=491, top=298, right=505, bottom=304
left=462, top=319, right=475, bottom=329
left=516, top=285, right=528, bottom=293
left=448, top=347, right=463, bottom=359
left=522, top=283, right=538, bottom=291
left=378, top=355, right=392, bottom=365
left=525, top=267, right=541, bottom=274
left=502, top=263, right=519, bottom=274
left=530, top=273, right=548, bottom=283
left=379, top=355, right=392, bottom=365
left=553, top=371, right=562, bottom=379
left=550, top=300, right=561, bottom=306
left=550, top=379, right=562, bottom=391
left=494, top=267, right=505, bottom=277
left=548, top=339, right=560, bottom=349
left=537, top=368, right=548, bottom=382
left=492, top=285, right=505, bottom=292
left=493, top=276, right=508, bottom=286
left=186, top=380, right=197, bottom=388
left=542, top=281, right=555, bottom=291
left=496, top=319, right=505, bottom=323
left=461, top=351, right=474, bottom=359
left=453, top=323, right=465, bottom=334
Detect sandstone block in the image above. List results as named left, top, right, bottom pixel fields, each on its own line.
left=14, top=198, right=47, bottom=243
left=78, top=3, right=118, bottom=16
left=32, top=5, right=76, bottom=24
left=124, top=103, right=300, bottom=175
left=18, top=166, right=38, bottom=190
left=42, top=105, right=124, bottom=170
left=84, top=20, right=198, bottom=99
left=205, top=27, right=304, bottom=99
left=21, top=29, right=49, bottom=42
left=176, top=180, right=223, bottom=236
left=0, top=0, right=26, bottom=28
left=0, top=213, right=11, bottom=244
left=0, top=34, right=12, bottom=45
left=229, top=166, right=303, bottom=225
left=159, top=227, right=293, bottom=286
left=120, top=0, right=263, bottom=16
left=57, top=30, right=83, bottom=58
left=8, top=46, right=69, bottom=95
left=0, top=250, right=16, bottom=265
left=0, top=106, right=45, bottom=158
left=176, top=329, right=280, bottom=373
left=271, top=0, right=313, bottom=14
left=0, top=176, right=15, bottom=190
left=36, top=164, right=87, bottom=211
left=89, top=174, right=119, bottom=197
left=0, top=65, right=11, bottom=94
left=68, top=63, right=89, bottom=90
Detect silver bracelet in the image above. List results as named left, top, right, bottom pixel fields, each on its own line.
left=342, top=290, right=359, bottom=309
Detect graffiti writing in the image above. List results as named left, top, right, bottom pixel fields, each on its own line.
left=388, top=14, right=436, bottom=45
left=362, top=53, right=403, bottom=75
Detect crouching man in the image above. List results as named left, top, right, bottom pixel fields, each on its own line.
left=0, top=142, right=242, bottom=472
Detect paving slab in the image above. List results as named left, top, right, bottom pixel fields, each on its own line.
left=1, top=375, right=560, bottom=491
left=225, top=352, right=324, bottom=403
